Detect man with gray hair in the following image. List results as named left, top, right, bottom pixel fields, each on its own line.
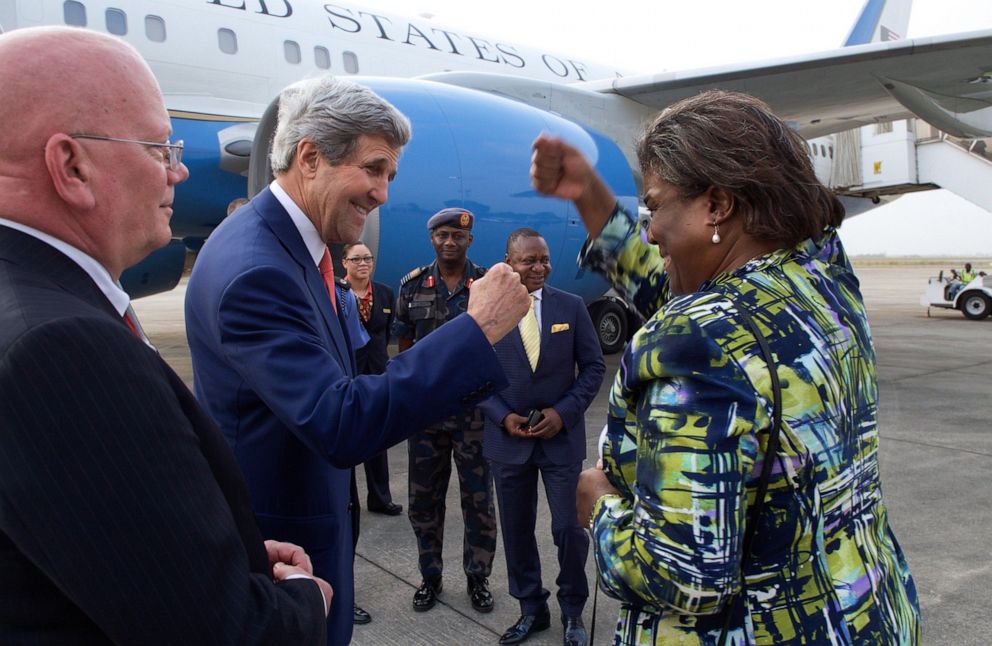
left=185, top=75, right=530, bottom=644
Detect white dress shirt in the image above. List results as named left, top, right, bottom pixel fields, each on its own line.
left=0, top=218, right=130, bottom=316
left=270, top=180, right=326, bottom=267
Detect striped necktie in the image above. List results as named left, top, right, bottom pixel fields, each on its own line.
left=520, top=294, right=540, bottom=371
left=318, top=247, right=338, bottom=313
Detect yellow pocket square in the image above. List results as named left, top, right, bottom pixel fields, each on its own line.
left=551, top=323, right=570, bottom=333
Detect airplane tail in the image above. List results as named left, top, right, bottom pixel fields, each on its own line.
left=843, top=0, right=913, bottom=45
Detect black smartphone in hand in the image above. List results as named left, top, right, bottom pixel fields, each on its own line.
left=526, top=409, right=544, bottom=428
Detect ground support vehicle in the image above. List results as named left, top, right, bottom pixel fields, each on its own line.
left=920, top=271, right=992, bottom=320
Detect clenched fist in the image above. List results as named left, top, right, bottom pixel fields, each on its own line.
left=531, top=133, right=618, bottom=238
left=467, top=262, right=530, bottom=344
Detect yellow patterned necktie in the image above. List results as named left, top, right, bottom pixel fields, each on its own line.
left=520, top=294, right=540, bottom=371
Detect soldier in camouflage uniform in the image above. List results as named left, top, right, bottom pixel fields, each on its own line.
left=392, top=208, right=498, bottom=615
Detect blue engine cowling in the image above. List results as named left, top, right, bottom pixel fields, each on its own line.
left=128, top=77, right=640, bottom=307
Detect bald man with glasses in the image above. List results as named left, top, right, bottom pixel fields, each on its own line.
left=0, top=27, right=329, bottom=644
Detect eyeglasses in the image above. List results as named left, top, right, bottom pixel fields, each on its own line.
left=345, top=255, right=375, bottom=264
left=70, top=134, right=184, bottom=171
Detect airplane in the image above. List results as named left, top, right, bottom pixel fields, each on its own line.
left=2, top=0, right=991, bottom=352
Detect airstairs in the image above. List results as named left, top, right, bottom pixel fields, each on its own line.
left=829, top=120, right=992, bottom=213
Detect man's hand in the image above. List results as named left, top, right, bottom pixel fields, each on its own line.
left=527, top=407, right=563, bottom=440
left=272, top=562, right=334, bottom=617
left=267, top=540, right=332, bottom=616
left=502, top=412, right=531, bottom=438
left=265, top=540, right=313, bottom=574
left=467, top=263, right=530, bottom=344
left=576, top=466, right=619, bottom=530
left=531, top=134, right=617, bottom=238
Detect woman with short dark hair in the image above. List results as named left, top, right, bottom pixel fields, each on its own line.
left=532, top=90, right=921, bottom=645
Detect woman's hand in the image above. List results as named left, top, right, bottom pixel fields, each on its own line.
left=576, top=466, right=619, bottom=529
left=531, top=134, right=618, bottom=238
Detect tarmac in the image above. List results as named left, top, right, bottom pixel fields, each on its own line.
left=134, top=260, right=991, bottom=645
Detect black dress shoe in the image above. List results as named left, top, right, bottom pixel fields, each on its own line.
left=466, top=575, right=493, bottom=613
left=562, top=616, right=587, bottom=646
left=368, top=501, right=403, bottom=516
left=412, top=577, right=442, bottom=612
left=352, top=604, right=371, bottom=625
left=498, top=608, right=551, bottom=644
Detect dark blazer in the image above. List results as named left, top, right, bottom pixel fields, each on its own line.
left=479, top=285, right=605, bottom=465
left=354, top=281, right=394, bottom=375
left=0, top=225, right=324, bottom=645
left=184, top=188, right=506, bottom=645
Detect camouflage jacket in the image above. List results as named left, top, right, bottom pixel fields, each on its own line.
left=392, top=259, right=487, bottom=344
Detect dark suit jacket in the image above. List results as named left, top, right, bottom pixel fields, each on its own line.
left=184, top=187, right=506, bottom=644
left=0, top=225, right=324, bottom=645
left=479, top=285, right=605, bottom=465
left=355, top=281, right=393, bottom=376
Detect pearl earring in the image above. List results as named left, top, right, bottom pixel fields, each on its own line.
left=711, top=224, right=721, bottom=244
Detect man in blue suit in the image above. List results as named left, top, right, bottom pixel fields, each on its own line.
left=185, top=76, right=530, bottom=644
left=480, top=228, right=605, bottom=646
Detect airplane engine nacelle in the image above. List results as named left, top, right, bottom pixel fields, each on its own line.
left=368, top=78, right=638, bottom=301
left=120, top=239, right=187, bottom=299
left=249, top=77, right=639, bottom=303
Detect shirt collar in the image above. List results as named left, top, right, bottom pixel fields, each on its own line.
left=0, top=217, right=130, bottom=316
left=270, top=179, right=326, bottom=267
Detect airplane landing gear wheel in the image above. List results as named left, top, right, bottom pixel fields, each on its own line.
left=591, top=301, right=627, bottom=355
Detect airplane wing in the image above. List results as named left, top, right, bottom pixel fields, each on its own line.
left=423, top=29, right=992, bottom=153
left=584, top=29, right=992, bottom=139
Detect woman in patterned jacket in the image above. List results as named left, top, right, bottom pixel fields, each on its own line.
left=530, top=90, right=921, bottom=645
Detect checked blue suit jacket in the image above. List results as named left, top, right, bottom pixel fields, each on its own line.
left=479, top=285, right=605, bottom=465
left=185, top=187, right=506, bottom=644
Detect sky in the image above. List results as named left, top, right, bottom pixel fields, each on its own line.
left=355, top=0, right=992, bottom=256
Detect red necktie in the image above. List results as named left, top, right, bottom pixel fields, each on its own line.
left=318, top=248, right=338, bottom=313
left=122, top=309, right=142, bottom=339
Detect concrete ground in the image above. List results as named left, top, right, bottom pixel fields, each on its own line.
left=135, top=260, right=991, bottom=645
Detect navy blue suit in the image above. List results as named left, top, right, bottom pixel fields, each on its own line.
left=0, top=225, right=325, bottom=644
left=479, top=285, right=604, bottom=617
left=185, top=188, right=506, bottom=644
left=355, top=281, right=397, bottom=510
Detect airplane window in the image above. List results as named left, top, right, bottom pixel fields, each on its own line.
left=314, top=46, right=331, bottom=70
left=218, top=28, right=237, bottom=55
left=811, top=144, right=817, bottom=157
left=829, top=146, right=834, bottom=159
left=105, top=8, right=126, bottom=36
left=343, top=51, right=359, bottom=74
left=820, top=144, right=826, bottom=157
left=63, top=0, right=86, bottom=26
left=284, top=40, right=301, bottom=65
left=145, top=15, right=166, bottom=42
